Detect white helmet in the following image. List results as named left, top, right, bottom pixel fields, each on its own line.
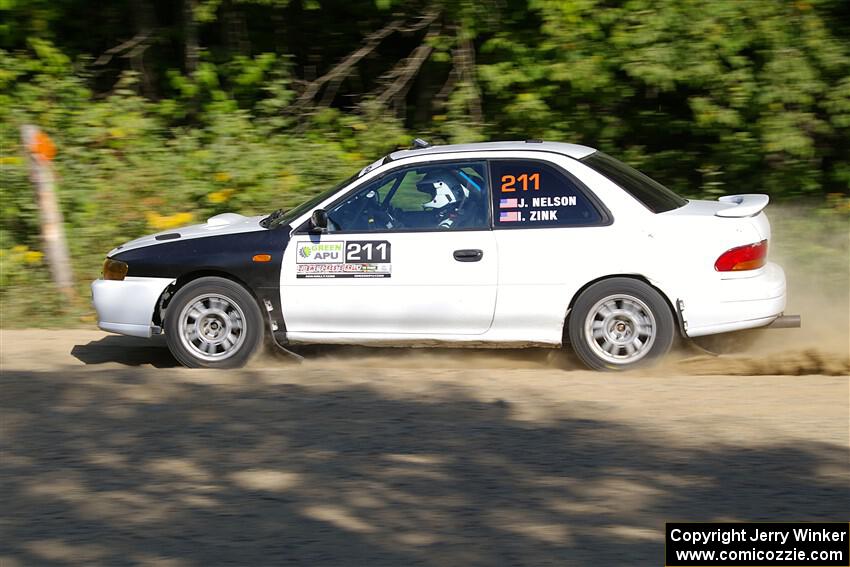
left=417, top=170, right=469, bottom=212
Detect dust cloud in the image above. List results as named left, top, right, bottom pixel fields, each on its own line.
left=759, top=205, right=848, bottom=352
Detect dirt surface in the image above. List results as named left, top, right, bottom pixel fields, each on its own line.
left=1, top=329, right=848, bottom=566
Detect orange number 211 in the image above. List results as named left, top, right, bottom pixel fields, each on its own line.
left=501, top=173, right=540, bottom=192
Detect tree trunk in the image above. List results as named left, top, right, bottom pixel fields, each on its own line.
left=184, top=0, right=199, bottom=74
left=222, top=1, right=250, bottom=56
left=130, top=0, right=156, bottom=96
left=20, top=125, right=76, bottom=302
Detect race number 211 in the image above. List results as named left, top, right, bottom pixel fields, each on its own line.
left=501, top=173, right=540, bottom=192
left=345, top=240, right=391, bottom=263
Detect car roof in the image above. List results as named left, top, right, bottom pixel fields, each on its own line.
left=388, top=140, right=597, bottom=161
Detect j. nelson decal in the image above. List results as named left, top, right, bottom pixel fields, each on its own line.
left=296, top=240, right=391, bottom=278
left=498, top=195, right=578, bottom=223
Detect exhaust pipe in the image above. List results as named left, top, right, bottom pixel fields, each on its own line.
left=768, top=314, right=801, bottom=329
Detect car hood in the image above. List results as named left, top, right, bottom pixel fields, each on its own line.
left=108, top=212, right=267, bottom=256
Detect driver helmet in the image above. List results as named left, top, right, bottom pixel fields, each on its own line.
left=416, top=170, right=469, bottom=212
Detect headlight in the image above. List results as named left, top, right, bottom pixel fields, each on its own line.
left=103, top=258, right=129, bottom=281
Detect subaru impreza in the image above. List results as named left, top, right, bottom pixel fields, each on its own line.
left=92, top=139, right=799, bottom=369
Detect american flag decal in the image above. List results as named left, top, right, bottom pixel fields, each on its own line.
left=500, top=211, right=521, bottom=222
left=500, top=198, right=518, bottom=208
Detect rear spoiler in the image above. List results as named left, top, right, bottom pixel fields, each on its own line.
left=715, top=194, right=769, bottom=218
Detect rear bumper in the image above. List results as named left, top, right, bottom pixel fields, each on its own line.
left=682, top=262, right=788, bottom=337
left=91, top=277, right=174, bottom=338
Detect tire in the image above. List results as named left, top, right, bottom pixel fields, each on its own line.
left=164, top=277, right=264, bottom=368
left=568, top=278, right=675, bottom=371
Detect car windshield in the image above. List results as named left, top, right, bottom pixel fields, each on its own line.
left=580, top=151, right=687, bottom=213
left=265, top=172, right=360, bottom=229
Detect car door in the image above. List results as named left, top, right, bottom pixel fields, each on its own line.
left=280, top=159, right=498, bottom=336
left=488, top=156, right=613, bottom=343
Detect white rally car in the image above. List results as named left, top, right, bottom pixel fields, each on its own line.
left=92, top=139, right=799, bottom=369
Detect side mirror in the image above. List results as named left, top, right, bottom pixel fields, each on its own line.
left=310, top=209, right=328, bottom=232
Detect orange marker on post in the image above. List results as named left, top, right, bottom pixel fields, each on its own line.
left=28, top=130, right=57, bottom=162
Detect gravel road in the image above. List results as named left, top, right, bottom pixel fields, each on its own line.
left=1, top=329, right=848, bottom=566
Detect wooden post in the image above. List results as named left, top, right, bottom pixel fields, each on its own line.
left=20, top=125, right=76, bottom=301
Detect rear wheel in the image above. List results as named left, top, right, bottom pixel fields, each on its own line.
left=165, top=277, right=264, bottom=368
left=568, top=278, right=675, bottom=371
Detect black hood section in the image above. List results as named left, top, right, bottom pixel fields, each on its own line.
left=114, top=226, right=290, bottom=291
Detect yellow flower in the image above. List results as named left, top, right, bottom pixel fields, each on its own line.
left=24, top=250, right=44, bottom=264
left=0, top=156, right=23, bottom=165
left=214, top=171, right=232, bottom=182
left=11, top=244, right=28, bottom=254
left=207, top=189, right=234, bottom=204
left=146, top=211, right=195, bottom=231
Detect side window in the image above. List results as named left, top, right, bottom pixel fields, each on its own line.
left=326, top=161, right=490, bottom=232
left=491, top=160, right=603, bottom=228
left=325, top=176, right=398, bottom=232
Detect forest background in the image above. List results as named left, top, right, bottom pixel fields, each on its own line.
left=1, top=0, right=848, bottom=324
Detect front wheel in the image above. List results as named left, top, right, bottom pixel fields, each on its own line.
left=165, top=277, right=264, bottom=368
left=568, top=278, right=675, bottom=371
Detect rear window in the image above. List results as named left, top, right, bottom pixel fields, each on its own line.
left=580, top=152, right=687, bottom=213
left=490, top=159, right=603, bottom=228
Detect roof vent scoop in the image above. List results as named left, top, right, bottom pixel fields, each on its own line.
left=412, top=138, right=431, bottom=149
left=525, top=138, right=543, bottom=144
left=207, top=212, right=248, bottom=227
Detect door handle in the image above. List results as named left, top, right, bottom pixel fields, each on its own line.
left=453, top=249, right=484, bottom=262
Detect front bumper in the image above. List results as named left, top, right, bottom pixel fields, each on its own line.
left=91, top=276, right=174, bottom=338
left=682, top=262, right=790, bottom=337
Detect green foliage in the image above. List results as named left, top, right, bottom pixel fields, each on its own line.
left=0, top=0, right=848, bottom=325
left=478, top=0, right=850, bottom=197
left=0, top=40, right=408, bottom=323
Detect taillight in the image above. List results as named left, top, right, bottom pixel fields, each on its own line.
left=714, top=240, right=768, bottom=272
left=103, top=258, right=129, bottom=280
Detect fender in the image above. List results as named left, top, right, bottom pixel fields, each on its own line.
left=112, top=225, right=292, bottom=338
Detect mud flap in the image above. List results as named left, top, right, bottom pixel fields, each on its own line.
left=675, top=298, right=721, bottom=357
left=261, top=297, right=304, bottom=362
